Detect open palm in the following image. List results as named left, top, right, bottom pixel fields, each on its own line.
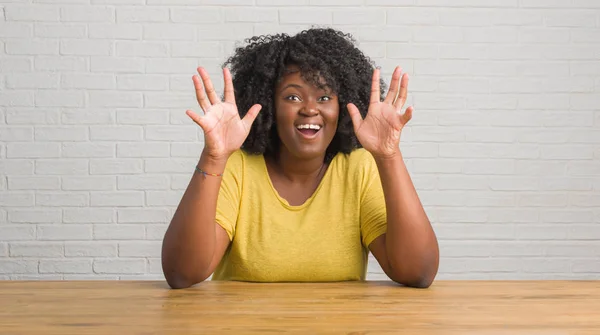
left=347, top=66, right=413, bottom=158
left=186, top=67, right=261, bottom=160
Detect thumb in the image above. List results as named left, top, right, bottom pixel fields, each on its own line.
left=346, top=103, right=363, bottom=131
left=241, top=104, right=262, bottom=131
left=186, top=109, right=208, bottom=130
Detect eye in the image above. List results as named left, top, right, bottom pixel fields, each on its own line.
left=285, top=95, right=301, bottom=101
left=318, top=96, right=332, bottom=102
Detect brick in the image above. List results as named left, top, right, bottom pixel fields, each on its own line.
left=91, top=57, right=144, bottom=73
left=62, top=176, right=116, bottom=191
left=437, top=208, right=488, bottom=223
left=116, top=7, right=169, bottom=23
left=90, top=126, right=143, bottom=141
left=571, top=29, right=600, bottom=43
left=417, top=0, right=517, bottom=6
left=543, top=209, right=595, bottom=223
left=89, top=91, right=143, bottom=108
left=117, top=143, right=169, bottom=158
left=146, top=224, right=168, bottom=240
left=5, top=40, right=58, bottom=55
left=0, top=226, right=36, bottom=241
left=171, top=143, right=203, bottom=157
left=62, top=109, right=115, bottom=125
left=143, top=23, right=195, bottom=40
left=35, top=126, right=87, bottom=141
left=147, top=258, right=162, bottom=274
left=198, top=23, right=254, bottom=41
left=146, top=191, right=185, bottom=206
left=117, top=175, right=170, bottom=190
left=567, top=162, right=600, bottom=176
left=225, top=7, right=278, bottom=23
left=489, top=177, right=539, bottom=191
left=0, top=91, right=34, bottom=107
left=60, top=6, right=114, bottom=22
left=90, top=159, right=143, bottom=175
left=93, top=258, right=145, bottom=274
left=438, top=78, right=489, bottom=93
left=9, top=242, right=63, bottom=257
left=419, top=191, right=466, bottom=206
left=0, top=22, right=33, bottom=38
left=35, top=23, right=86, bottom=38
left=116, top=109, right=169, bottom=125
left=37, top=224, right=92, bottom=240
left=65, top=242, right=117, bottom=257
left=36, top=192, right=89, bottom=207
left=145, top=126, right=197, bottom=141
left=0, top=160, right=34, bottom=175
left=64, top=208, right=115, bottom=224
left=61, top=74, right=116, bottom=90
left=257, top=0, right=308, bottom=4
left=436, top=224, right=515, bottom=240
left=115, top=42, right=168, bottom=58
left=518, top=130, right=570, bottom=143
left=490, top=242, right=545, bottom=257
left=541, top=178, right=594, bottom=191
left=5, top=4, right=59, bottom=21
left=0, top=126, right=33, bottom=141
left=39, top=259, right=92, bottom=274
left=94, top=224, right=145, bottom=240
left=515, top=161, right=567, bottom=176
left=35, top=90, right=84, bottom=108
left=116, top=75, right=169, bottom=91
left=7, top=108, right=59, bottom=125
left=572, top=260, right=600, bottom=273
left=412, top=159, right=462, bottom=173
left=7, top=143, right=60, bottom=158
left=0, top=260, right=38, bottom=274
left=569, top=225, right=600, bottom=240
left=91, top=191, right=144, bottom=207
left=518, top=193, right=569, bottom=207
left=541, top=145, right=594, bottom=160
left=145, top=158, right=196, bottom=174
left=332, top=9, right=385, bottom=25
left=117, top=208, right=171, bottom=223
left=9, top=208, right=61, bottom=223
left=6, top=73, right=59, bottom=89
left=63, top=275, right=119, bottom=280
left=170, top=7, right=221, bottom=23
left=11, top=275, right=64, bottom=280
left=171, top=42, right=220, bottom=58
left=414, top=27, right=463, bottom=43
left=0, top=191, right=35, bottom=206
left=437, top=176, right=489, bottom=191
left=118, top=241, right=161, bottom=257
left=35, top=56, right=87, bottom=72
left=145, top=58, right=199, bottom=74
left=36, top=159, right=88, bottom=175
left=464, top=129, right=516, bottom=143
left=62, top=143, right=115, bottom=158
left=89, top=24, right=142, bottom=39
left=0, top=243, right=7, bottom=257
left=8, top=176, right=59, bottom=191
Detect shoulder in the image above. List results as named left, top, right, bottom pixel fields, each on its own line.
left=336, top=148, right=378, bottom=174
left=223, top=149, right=264, bottom=175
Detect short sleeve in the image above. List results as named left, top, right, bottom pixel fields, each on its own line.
left=358, top=151, right=387, bottom=248
left=215, top=150, right=244, bottom=241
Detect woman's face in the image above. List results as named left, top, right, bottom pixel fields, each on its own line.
left=273, top=67, right=339, bottom=160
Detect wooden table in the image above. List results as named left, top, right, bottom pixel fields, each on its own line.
left=1, top=280, right=599, bottom=334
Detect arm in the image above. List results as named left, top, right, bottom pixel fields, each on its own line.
left=369, top=150, right=439, bottom=288
left=161, top=67, right=261, bottom=289
left=161, top=152, right=231, bottom=289
left=348, top=66, right=439, bottom=288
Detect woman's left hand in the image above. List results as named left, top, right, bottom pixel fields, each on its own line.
left=347, top=66, right=413, bottom=159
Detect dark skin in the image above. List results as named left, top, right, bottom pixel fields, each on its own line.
left=161, top=65, right=439, bottom=289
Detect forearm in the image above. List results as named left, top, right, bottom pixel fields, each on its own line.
left=374, top=150, right=439, bottom=287
left=161, top=151, right=228, bottom=288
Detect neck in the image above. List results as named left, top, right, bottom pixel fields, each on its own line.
left=269, top=148, right=326, bottom=184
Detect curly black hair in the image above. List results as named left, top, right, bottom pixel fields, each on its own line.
left=224, top=27, right=386, bottom=163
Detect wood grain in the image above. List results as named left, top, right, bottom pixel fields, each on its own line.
left=0, top=280, right=599, bottom=334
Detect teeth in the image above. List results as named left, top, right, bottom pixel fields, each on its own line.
left=296, top=124, right=321, bottom=130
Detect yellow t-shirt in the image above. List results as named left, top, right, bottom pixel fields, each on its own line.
left=212, top=148, right=387, bottom=282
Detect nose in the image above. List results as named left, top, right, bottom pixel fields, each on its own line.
left=300, top=100, right=319, bottom=116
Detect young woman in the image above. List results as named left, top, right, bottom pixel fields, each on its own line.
left=161, top=28, right=439, bottom=289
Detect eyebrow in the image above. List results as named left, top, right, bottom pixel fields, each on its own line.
left=280, top=83, right=304, bottom=91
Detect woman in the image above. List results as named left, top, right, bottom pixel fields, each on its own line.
left=161, top=28, right=439, bottom=289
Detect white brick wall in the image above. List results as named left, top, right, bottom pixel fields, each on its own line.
left=1, top=1, right=599, bottom=281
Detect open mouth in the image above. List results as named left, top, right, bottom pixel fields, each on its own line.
left=295, top=124, right=322, bottom=138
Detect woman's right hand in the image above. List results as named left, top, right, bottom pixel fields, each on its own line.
left=186, top=67, right=262, bottom=161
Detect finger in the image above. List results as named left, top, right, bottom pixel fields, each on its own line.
left=346, top=103, right=363, bottom=130
left=197, top=67, right=220, bottom=105
left=369, top=68, right=381, bottom=105
left=383, top=66, right=402, bottom=105
left=193, top=75, right=211, bottom=113
left=400, top=106, right=414, bottom=125
left=241, top=104, right=262, bottom=131
left=393, top=72, right=409, bottom=110
left=186, top=109, right=207, bottom=130
left=223, top=67, right=236, bottom=105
